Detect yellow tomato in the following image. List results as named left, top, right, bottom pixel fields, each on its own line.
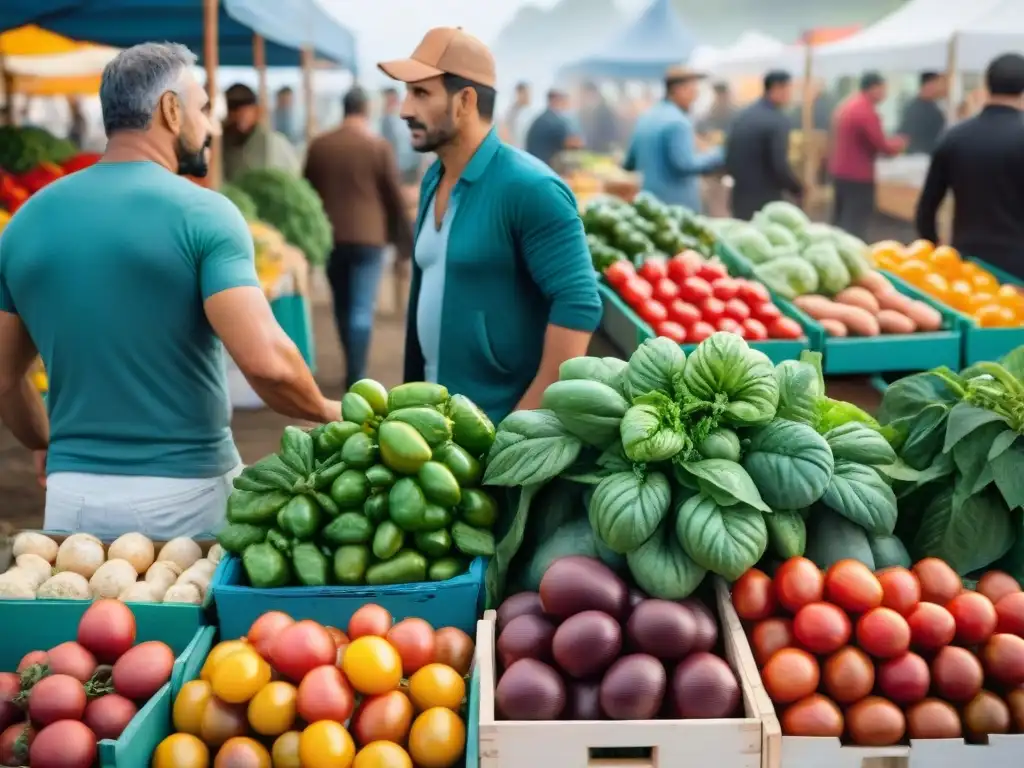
left=895, top=259, right=931, bottom=286
left=211, top=646, right=272, bottom=704
left=870, top=240, right=904, bottom=262
left=970, top=292, right=996, bottom=313
left=299, top=721, right=355, bottom=768
left=975, top=304, right=1017, bottom=328
left=902, top=239, right=935, bottom=261
left=945, top=280, right=974, bottom=311
left=248, top=680, right=297, bottom=736
left=996, top=284, right=1024, bottom=311
left=873, top=253, right=900, bottom=271
left=200, top=640, right=249, bottom=682
left=353, top=741, right=413, bottom=768
left=342, top=636, right=403, bottom=695
left=173, top=679, right=213, bottom=736
left=927, top=245, right=961, bottom=275
left=214, top=737, right=272, bottom=768
left=408, top=664, right=466, bottom=712
left=408, top=707, right=466, bottom=768
left=152, top=733, right=210, bottom=768
left=920, top=272, right=949, bottom=302
left=972, top=269, right=999, bottom=292
left=271, top=731, right=302, bottom=768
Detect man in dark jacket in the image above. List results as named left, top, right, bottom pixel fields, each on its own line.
left=898, top=72, right=947, bottom=155
left=725, top=71, right=802, bottom=220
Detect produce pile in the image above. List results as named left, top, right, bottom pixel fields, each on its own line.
left=153, top=605, right=475, bottom=768
left=0, top=532, right=220, bottom=605
left=218, top=379, right=500, bottom=588
left=494, top=555, right=741, bottom=722
left=482, top=333, right=896, bottom=603
left=876, top=350, right=1024, bottom=581
left=733, top=557, right=1024, bottom=743
left=0, top=126, right=100, bottom=216
left=1, top=600, right=176, bottom=767
left=602, top=251, right=805, bottom=344
left=871, top=239, right=1024, bottom=328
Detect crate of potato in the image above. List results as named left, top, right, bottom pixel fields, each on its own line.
left=788, top=269, right=962, bottom=374
left=871, top=240, right=1024, bottom=365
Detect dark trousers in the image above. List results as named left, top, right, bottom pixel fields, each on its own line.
left=326, top=244, right=385, bottom=389
left=832, top=179, right=875, bottom=240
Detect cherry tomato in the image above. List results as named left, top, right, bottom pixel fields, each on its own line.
left=299, top=721, right=355, bottom=768
left=636, top=299, right=668, bottom=326
left=737, top=280, right=771, bottom=305
left=793, top=602, right=852, bottom=655
left=200, top=640, right=249, bottom=681
left=297, top=665, right=355, bottom=724
left=732, top=568, right=776, bottom=621
left=637, top=258, right=668, bottom=283
left=996, top=592, right=1024, bottom=635
left=825, top=559, right=884, bottom=614
left=655, top=321, right=687, bottom=343
left=408, top=664, right=467, bottom=712
left=603, top=260, right=634, bottom=288
left=769, top=316, right=803, bottom=340
left=711, top=277, right=739, bottom=301
left=353, top=742, right=413, bottom=768
left=701, top=296, right=726, bottom=324
left=781, top=694, right=844, bottom=737
left=668, top=300, right=701, bottom=327
left=248, top=680, right=298, bottom=737
left=857, top=607, right=911, bottom=659
left=212, top=646, right=272, bottom=704
left=349, top=606, right=396, bottom=640
left=678, top=276, right=713, bottom=304
left=271, top=621, right=337, bottom=682
left=666, top=254, right=696, bottom=283
left=342, top=637, right=403, bottom=696
left=620, top=277, right=653, bottom=306
left=432, top=628, right=474, bottom=676
left=352, top=690, right=415, bottom=747
left=774, top=557, right=824, bottom=613
left=877, top=567, right=921, bottom=616
left=947, top=592, right=998, bottom=645
left=723, top=298, right=751, bottom=322
left=672, top=249, right=705, bottom=276
left=387, top=618, right=437, bottom=676
left=912, top=557, right=962, bottom=605
left=717, top=317, right=745, bottom=337
left=271, top=731, right=302, bottom=768
left=877, top=652, right=930, bottom=705
left=408, top=707, right=466, bottom=768
left=697, top=261, right=728, bottom=283
left=752, top=302, right=782, bottom=325
left=688, top=321, right=716, bottom=343
left=977, top=571, right=1021, bottom=605
left=742, top=318, right=768, bottom=340
left=750, top=618, right=794, bottom=667
left=152, top=734, right=209, bottom=768
left=907, top=602, right=956, bottom=651
left=172, top=680, right=212, bottom=736
left=846, top=696, right=906, bottom=746
left=652, top=278, right=679, bottom=304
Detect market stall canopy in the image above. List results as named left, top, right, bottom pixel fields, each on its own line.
left=709, top=25, right=862, bottom=77
left=1, top=0, right=357, bottom=70
left=958, top=0, right=1024, bottom=71
left=557, top=0, right=697, bottom=81
left=694, top=31, right=785, bottom=72
left=0, top=26, right=112, bottom=95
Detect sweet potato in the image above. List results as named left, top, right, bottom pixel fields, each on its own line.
left=819, top=319, right=848, bottom=337
left=875, top=289, right=917, bottom=314
left=856, top=270, right=894, bottom=296
left=904, top=300, right=943, bottom=331
left=793, top=295, right=881, bottom=336
left=835, top=286, right=881, bottom=315
left=877, top=310, right=917, bottom=335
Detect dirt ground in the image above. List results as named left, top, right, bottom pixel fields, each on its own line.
left=0, top=266, right=882, bottom=531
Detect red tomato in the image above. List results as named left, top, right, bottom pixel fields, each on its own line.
left=668, top=300, right=702, bottom=327
left=947, top=592, right=998, bottom=645
left=688, top=321, right=716, bottom=343
left=351, top=690, right=414, bottom=747
left=717, top=317, right=745, bottom=337
left=823, top=647, right=875, bottom=704
left=781, top=694, right=844, bottom=737
left=912, top=558, right=962, bottom=605
left=696, top=261, right=728, bottom=283
left=296, top=665, right=355, bottom=723
left=768, top=316, right=803, bottom=340
left=857, top=607, right=911, bottom=659
left=603, top=260, right=634, bottom=288
left=774, top=557, right=825, bottom=614
left=29, top=675, right=87, bottom=726
left=620, top=278, right=653, bottom=306
left=723, top=298, right=751, bottom=322
left=248, top=612, right=295, bottom=661
left=271, top=621, right=337, bottom=681
left=877, top=567, right=921, bottom=616
left=29, top=720, right=96, bottom=768
left=711, top=278, right=739, bottom=301
left=652, top=278, right=679, bottom=304
left=655, top=321, right=686, bottom=343
left=825, top=560, right=884, bottom=614
left=931, top=646, right=984, bottom=702
left=636, top=299, right=668, bottom=326
left=678, top=276, right=713, bottom=304
left=751, top=618, right=794, bottom=667
left=637, top=259, right=668, bottom=284
left=76, top=600, right=136, bottom=664
left=762, top=648, right=820, bottom=704
left=737, top=280, right=771, bottom=305
left=793, top=603, right=852, bottom=655
left=742, top=318, right=768, bottom=341
left=386, top=619, right=437, bottom=676
left=732, top=569, right=776, bottom=621
left=752, top=302, right=782, bottom=325
left=977, top=571, right=1021, bottom=605
left=701, top=296, right=726, bottom=324
left=982, top=633, right=1024, bottom=685
left=877, top=652, right=930, bottom=705
left=996, top=592, right=1024, bottom=635
left=668, top=250, right=703, bottom=281
left=348, top=605, right=393, bottom=639
left=846, top=697, right=906, bottom=747
left=45, top=643, right=97, bottom=683
left=112, top=641, right=175, bottom=702
left=907, top=601, right=957, bottom=651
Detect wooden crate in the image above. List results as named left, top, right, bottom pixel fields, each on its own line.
left=477, top=578, right=773, bottom=768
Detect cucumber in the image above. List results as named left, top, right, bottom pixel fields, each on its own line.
left=330, top=469, right=370, bottom=509
left=342, top=391, right=376, bottom=425
left=433, top=442, right=482, bottom=487
left=348, top=378, right=389, bottom=416
left=451, top=521, right=495, bottom=557
left=379, top=421, right=432, bottom=475
left=417, top=462, right=462, bottom=507
left=444, top=394, right=496, bottom=457
left=458, top=489, right=498, bottom=528
left=341, top=432, right=378, bottom=470
left=385, top=407, right=453, bottom=447
left=387, top=382, right=449, bottom=412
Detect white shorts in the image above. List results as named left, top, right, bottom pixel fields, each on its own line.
left=44, top=466, right=242, bottom=540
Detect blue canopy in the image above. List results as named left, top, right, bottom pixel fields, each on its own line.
left=559, top=0, right=697, bottom=81
left=0, top=0, right=357, bottom=70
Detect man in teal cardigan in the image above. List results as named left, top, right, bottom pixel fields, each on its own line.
left=379, top=28, right=602, bottom=425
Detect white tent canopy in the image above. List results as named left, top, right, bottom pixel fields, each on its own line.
left=4, top=46, right=119, bottom=77
left=959, top=0, right=1024, bottom=71
left=696, top=31, right=797, bottom=76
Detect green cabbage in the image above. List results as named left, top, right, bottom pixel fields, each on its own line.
left=802, top=241, right=851, bottom=296
left=774, top=359, right=823, bottom=426
left=833, top=232, right=873, bottom=281
left=754, top=256, right=820, bottom=299
left=743, top=418, right=835, bottom=510
left=620, top=393, right=688, bottom=463
left=588, top=469, right=671, bottom=553
left=759, top=201, right=810, bottom=232
left=235, top=168, right=332, bottom=266
left=681, top=333, right=780, bottom=427
left=696, top=427, right=741, bottom=461
left=758, top=221, right=800, bottom=250
left=627, top=517, right=706, bottom=599
left=676, top=493, right=768, bottom=581
left=624, top=337, right=686, bottom=399
left=559, top=356, right=628, bottom=392
left=729, top=227, right=775, bottom=265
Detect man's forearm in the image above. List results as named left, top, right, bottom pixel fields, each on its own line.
left=517, top=325, right=593, bottom=410
left=244, top=337, right=336, bottom=423
left=0, top=377, right=49, bottom=450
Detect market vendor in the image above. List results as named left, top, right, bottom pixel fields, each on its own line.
left=222, top=83, right=301, bottom=183
left=378, top=27, right=602, bottom=424
left=0, top=43, right=340, bottom=539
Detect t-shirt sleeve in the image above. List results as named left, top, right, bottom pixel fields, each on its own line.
left=190, top=193, right=261, bottom=300
left=0, top=230, right=17, bottom=314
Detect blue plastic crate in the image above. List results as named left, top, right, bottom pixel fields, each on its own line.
left=213, top=555, right=486, bottom=640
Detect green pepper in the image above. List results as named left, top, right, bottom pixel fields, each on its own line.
left=365, top=464, right=397, bottom=490
left=242, top=543, right=290, bottom=587
left=216, top=523, right=268, bottom=554
left=365, top=550, right=427, bottom=585
left=312, top=459, right=348, bottom=491
left=414, top=529, right=452, bottom=558
left=227, top=489, right=292, bottom=526
left=316, top=421, right=363, bottom=458
left=363, top=492, right=389, bottom=524
left=280, top=425, right=315, bottom=475
left=314, top=492, right=340, bottom=518
left=421, top=504, right=452, bottom=531
left=238, top=454, right=302, bottom=492
left=277, top=495, right=321, bottom=541
left=372, top=521, right=405, bottom=560
left=322, top=512, right=374, bottom=546
left=333, top=545, right=370, bottom=585
left=266, top=528, right=292, bottom=553
left=428, top=557, right=464, bottom=581
left=292, top=543, right=329, bottom=586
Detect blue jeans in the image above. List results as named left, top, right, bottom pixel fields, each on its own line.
left=327, top=244, right=385, bottom=389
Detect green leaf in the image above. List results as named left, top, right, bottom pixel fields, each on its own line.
left=914, top=486, right=1015, bottom=575
left=993, top=447, right=1024, bottom=509
left=764, top=510, right=807, bottom=559
left=626, top=517, right=707, bottom=599
left=1000, top=347, right=1024, bottom=381
left=990, top=429, right=1019, bottom=461
left=485, top=484, right=543, bottom=607
left=952, top=421, right=1006, bottom=497
left=821, top=460, right=898, bottom=536
left=743, top=419, right=835, bottom=510
left=483, top=433, right=582, bottom=486
left=680, top=333, right=780, bottom=427
left=773, top=359, right=822, bottom=426
left=898, top=404, right=950, bottom=470
left=875, top=458, right=922, bottom=483
left=943, top=402, right=1008, bottom=453
left=676, top=494, right=768, bottom=580
left=824, top=422, right=897, bottom=466
left=588, top=470, right=672, bottom=553
left=679, top=459, right=771, bottom=513
left=878, top=370, right=961, bottom=424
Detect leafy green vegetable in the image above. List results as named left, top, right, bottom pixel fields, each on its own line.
left=235, top=168, right=332, bottom=266
left=484, top=410, right=582, bottom=486
left=774, top=359, right=822, bottom=426
left=676, top=494, right=768, bottom=581
left=678, top=459, right=770, bottom=513
left=821, top=460, right=898, bottom=536
left=541, top=379, right=629, bottom=448
left=681, top=333, right=780, bottom=427
left=696, top=427, right=741, bottom=461
left=620, top=393, right=688, bottom=463
left=870, top=535, right=911, bottom=569
left=588, top=469, right=671, bottom=553
left=221, top=183, right=259, bottom=220
left=626, top=517, right=707, bottom=599
left=623, top=337, right=686, bottom=399
left=765, top=510, right=807, bottom=559
left=754, top=256, right=819, bottom=299
left=824, top=423, right=897, bottom=466
left=743, top=419, right=834, bottom=510
left=914, top=486, right=1015, bottom=575
left=559, top=356, right=628, bottom=393
left=805, top=508, right=875, bottom=570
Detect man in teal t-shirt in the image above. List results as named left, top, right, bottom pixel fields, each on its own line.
left=0, top=43, right=340, bottom=538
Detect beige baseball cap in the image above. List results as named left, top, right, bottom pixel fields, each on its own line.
left=665, top=65, right=707, bottom=83
left=378, top=27, right=496, bottom=88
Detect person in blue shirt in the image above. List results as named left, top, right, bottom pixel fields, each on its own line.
left=525, top=89, right=579, bottom=168
left=624, top=66, right=724, bottom=211
left=378, top=27, right=602, bottom=423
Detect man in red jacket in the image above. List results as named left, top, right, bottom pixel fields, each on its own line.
left=828, top=72, right=907, bottom=238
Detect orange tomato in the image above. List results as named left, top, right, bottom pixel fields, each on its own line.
left=920, top=273, right=949, bottom=301
left=387, top=618, right=436, bottom=676
left=975, top=304, right=1016, bottom=328
left=211, top=646, right=272, bottom=704
left=408, top=707, right=466, bottom=768
left=408, top=664, right=466, bottom=712
left=247, top=680, right=297, bottom=736
left=895, top=259, right=931, bottom=286
left=213, top=737, right=271, bottom=768
left=352, top=690, right=414, bottom=747
left=342, top=637, right=403, bottom=695
left=903, top=239, right=935, bottom=261
left=299, top=721, right=355, bottom=768
left=200, top=640, right=248, bottom=682
left=348, top=605, right=394, bottom=639
left=874, top=253, right=900, bottom=271
left=271, top=731, right=302, bottom=768
left=152, top=733, right=210, bottom=768
left=972, top=270, right=999, bottom=292
left=353, top=741, right=413, bottom=768
left=996, top=284, right=1024, bottom=313
left=173, top=679, right=213, bottom=736
left=970, top=292, right=996, bottom=312
left=928, top=245, right=961, bottom=274
left=947, top=280, right=974, bottom=311
left=871, top=240, right=904, bottom=262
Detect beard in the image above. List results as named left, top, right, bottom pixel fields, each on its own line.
left=406, top=113, right=457, bottom=154
left=177, top=133, right=211, bottom=177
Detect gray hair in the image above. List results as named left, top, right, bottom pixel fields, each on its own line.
left=100, top=42, right=197, bottom=135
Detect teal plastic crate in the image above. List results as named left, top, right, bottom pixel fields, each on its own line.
left=597, top=282, right=811, bottom=364
left=213, top=555, right=485, bottom=640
